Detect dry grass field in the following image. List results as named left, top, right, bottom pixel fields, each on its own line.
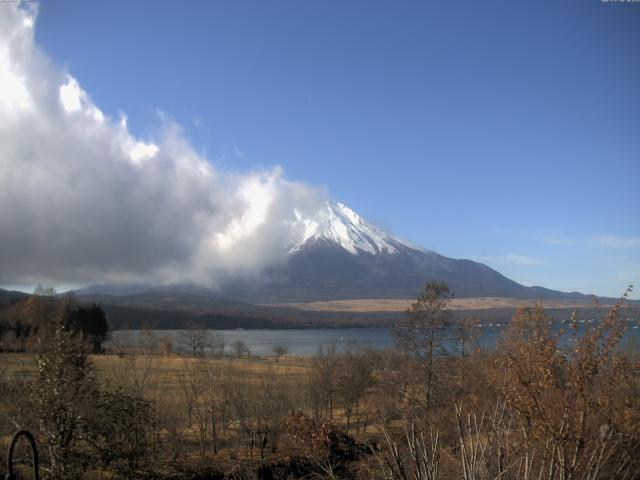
left=1, top=352, right=311, bottom=390
left=1, top=352, right=317, bottom=474
left=269, top=296, right=609, bottom=312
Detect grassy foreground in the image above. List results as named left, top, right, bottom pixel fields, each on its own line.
left=1, top=291, right=639, bottom=479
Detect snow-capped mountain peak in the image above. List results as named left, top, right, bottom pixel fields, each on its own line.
left=289, top=201, right=420, bottom=255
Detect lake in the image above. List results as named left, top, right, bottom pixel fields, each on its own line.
left=108, top=318, right=640, bottom=356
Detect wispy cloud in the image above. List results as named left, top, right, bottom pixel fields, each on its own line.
left=611, top=265, right=640, bottom=284
left=477, top=254, right=542, bottom=266
left=233, top=145, right=246, bottom=160
left=538, top=234, right=640, bottom=249
left=537, top=234, right=581, bottom=247
left=596, top=235, right=640, bottom=249
left=607, top=265, right=639, bottom=299
left=192, top=115, right=203, bottom=128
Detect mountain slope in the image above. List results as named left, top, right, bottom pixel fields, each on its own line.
left=220, top=201, right=587, bottom=303
left=62, top=201, right=590, bottom=304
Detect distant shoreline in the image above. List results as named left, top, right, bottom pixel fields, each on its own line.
left=264, top=296, right=622, bottom=313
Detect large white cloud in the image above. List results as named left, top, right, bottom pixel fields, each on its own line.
left=0, top=5, right=326, bottom=287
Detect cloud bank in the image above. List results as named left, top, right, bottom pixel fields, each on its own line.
left=0, top=6, right=326, bottom=288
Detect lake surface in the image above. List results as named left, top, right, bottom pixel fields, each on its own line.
left=108, top=319, right=640, bottom=356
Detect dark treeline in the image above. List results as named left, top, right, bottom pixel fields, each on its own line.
left=64, top=302, right=636, bottom=331
left=98, top=303, right=404, bottom=330
left=0, top=281, right=639, bottom=480
left=0, top=286, right=108, bottom=353
left=105, top=305, right=632, bottom=331
left=2, top=287, right=632, bottom=332
left=103, top=304, right=285, bottom=330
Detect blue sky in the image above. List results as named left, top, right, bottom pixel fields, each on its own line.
left=25, top=1, right=640, bottom=297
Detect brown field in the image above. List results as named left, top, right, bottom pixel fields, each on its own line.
left=0, top=352, right=311, bottom=387
left=0, top=352, right=319, bottom=476
left=2, top=312, right=638, bottom=480
left=268, top=296, right=607, bottom=312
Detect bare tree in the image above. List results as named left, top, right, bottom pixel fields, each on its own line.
left=139, top=327, right=158, bottom=354
left=453, top=317, right=480, bottom=359
left=177, top=360, right=201, bottom=429
left=202, top=361, right=223, bottom=453
left=378, top=419, right=440, bottom=480
left=180, top=321, right=210, bottom=357
left=233, top=339, right=250, bottom=358
left=453, top=317, right=481, bottom=389
left=391, top=280, right=452, bottom=412
left=271, top=344, right=288, bottom=361
left=106, top=344, right=157, bottom=399
left=183, top=359, right=225, bottom=455
left=336, top=347, right=375, bottom=433
left=209, top=331, right=226, bottom=358
left=230, top=368, right=291, bottom=463
left=307, top=345, right=338, bottom=420
left=159, top=335, right=173, bottom=355
left=189, top=361, right=210, bottom=458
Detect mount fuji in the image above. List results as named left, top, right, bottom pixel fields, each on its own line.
left=218, top=201, right=585, bottom=303
left=288, top=201, right=420, bottom=256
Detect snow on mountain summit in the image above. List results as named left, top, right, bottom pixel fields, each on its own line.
left=289, top=201, right=420, bottom=255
